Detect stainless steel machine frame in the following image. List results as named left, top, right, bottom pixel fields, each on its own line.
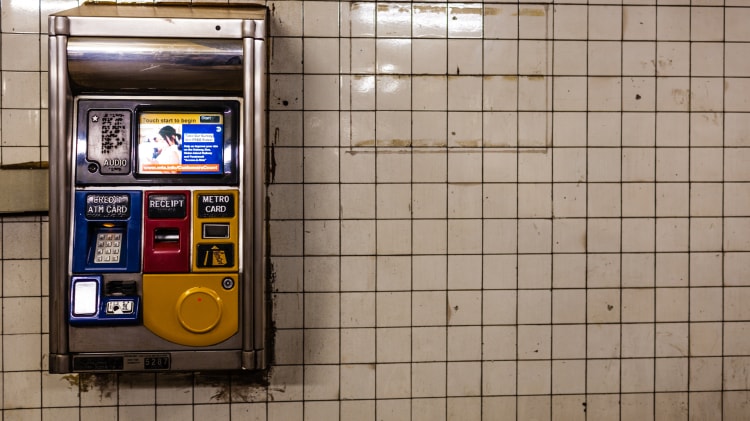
left=48, top=4, right=267, bottom=373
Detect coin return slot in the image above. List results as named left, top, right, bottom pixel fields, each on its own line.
left=202, top=223, right=230, bottom=239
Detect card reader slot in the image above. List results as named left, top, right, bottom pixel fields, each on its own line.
left=202, top=223, right=230, bottom=239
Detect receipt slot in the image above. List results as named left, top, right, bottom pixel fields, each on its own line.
left=48, top=4, right=267, bottom=373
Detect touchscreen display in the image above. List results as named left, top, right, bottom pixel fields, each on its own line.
left=137, top=112, right=224, bottom=175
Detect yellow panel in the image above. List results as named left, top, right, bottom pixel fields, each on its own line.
left=143, top=274, right=238, bottom=346
left=192, top=190, right=240, bottom=272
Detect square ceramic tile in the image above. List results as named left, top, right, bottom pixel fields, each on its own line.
left=413, top=112, right=447, bottom=147
left=341, top=293, right=375, bottom=327
left=552, top=219, right=586, bottom=253
left=587, top=76, right=621, bottom=111
left=448, top=39, right=482, bottom=75
left=656, top=253, right=689, bottom=287
left=589, top=6, right=623, bottom=40
left=517, top=183, right=551, bottom=218
left=588, top=183, right=621, bottom=217
left=376, top=291, right=411, bottom=327
left=518, top=254, right=551, bottom=289
left=623, top=6, right=657, bottom=40
left=377, top=256, right=411, bottom=291
left=345, top=2, right=375, bottom=37
left=485, top=40, right=518, bottom=75
left=657, top=6, right=689, bottom=40
left=586, top=288, right=620, bottom=324
left=483, top=254, right=517, bottom=290
left=411, top=256, right=446, bottom=291
left=482, top=361, right=516, bottom=395
left=448, top=4, right=482, bottom=38
left=621, top=358, right=655, bottom=393
left=1, top=0, right=40, bottom=33
left=341, top=251, right=375, bottom=291
left=621, top=218, right=655, bottom=252
left=553, top=77, right=586, bottom=111
left=623, top=76, right=656, bottom=111
left=1, top=72, right=41, bottom=109
left=273, top=295, right=303, bottom=330
left=447, top=290, right=481, bottom=325
left=304, top=37, right=339, bottom=74
left=588, top=41, right=621, bottom=76
left=483, top=76, right=517, bottom=111
left=303, top=1, right=340, bottom=37
left=377, top=39, right=411, bottom=75
left=691, top=43, right=724, bottom=77
left=412, top=149, right=446, bottom=182
left=482, top=183, right=516, bottom=218
left=447, top=325, right=481, bottom=360
left=447, top=254, right=482, bottom=290
left=692, top=7, right=724, bottom=41
left=518, top=76, right=550, bottom=111
left=304, top=328, right=340, bottom=364
left=552, top=41, right=586, bottom=77
left=552, top=254, right=586, bottom=288
left=377, top=3, right=412, bottom=38
left=348, top=39, right=376, bottom=75
left=412, top=363, right=446, bottom=398
left=622, top=182, right=655, bottom=217
left=622, top=253, right=656, bottom=288
left=377, top=327, right=411, bottom=362
left=413, top=4, right=446, bottom=38
left=484, top=4, right=518, bottom=39
left=518, top=40, right=549, bottom=76
left=412, top=39, right=447, bottom=75
left=554, top=5, right=587, bottom=39
left=725, top=43, right=750, bottom=77
left=341, top=328, right=375, bottom=363
left=552, top=289, right=586, bottom=323
left=413, top=326, right=446, bottom=362
left=303, top=365, right=340, bottom=400
left=656, top=147, right=689, bottom=181
left=376, top=363, right=411, bottom=399
left=1, top=34, right=40, bottom=71
left=412, top=76, right=447, bottom=111
left=552, top=324, right=586, bottom=359
left=483, top=325, right=516, bottom=360
left=552, top=183, right=586, bottom=217
left=656, top=42, right=690, bottom=76
left=622, top=323, right=655, bottom=357
left=376, top=112, right=411, bottom=147
left=691, top=77, right=724, bottom=112
left=656, top=182, right=689, bottom=217
left=340, top=220, right=375, bottom=255
left=270, top=75, right=303, bottom=110
left=587, top=359, right=620, bottom=393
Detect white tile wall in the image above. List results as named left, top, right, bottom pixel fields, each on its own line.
left=2, top=0, right=750, bottom=419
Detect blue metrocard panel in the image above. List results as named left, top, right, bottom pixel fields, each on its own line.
left=69, top=275, right=141, bottom=325
left=72, top=191, right=142, bottom=273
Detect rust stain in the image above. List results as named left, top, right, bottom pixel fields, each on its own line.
left=377, top=4, right=409, bottom=14
left=516, top=8, right=545, bottom=17
left=449, top=6, right=482, bottom=15
left=525, top=75, right=545, bottom=81
left=377, top=139, right=412, bottom=147
left=501, top=75, right=518, bottom=81
left=413, top=4, right=445, bottom=14
left=353, top=139, right=376, bottom=147
left=483, top=6, right=502, bottom=16
left=454, top=140, right=482, bottom=147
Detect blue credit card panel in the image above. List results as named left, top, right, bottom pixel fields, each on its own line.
left=72, top=191, right=142, bottom=273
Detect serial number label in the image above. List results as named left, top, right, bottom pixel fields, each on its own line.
left=85, top=194, right=130, bottom=219
left=143, top=355, right=170, bottom=370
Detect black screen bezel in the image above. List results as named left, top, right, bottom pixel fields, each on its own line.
left=75, top=98, right=240, bottom=186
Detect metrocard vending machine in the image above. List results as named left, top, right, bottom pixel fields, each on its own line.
left=48, top=4, right=267, bottom=373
